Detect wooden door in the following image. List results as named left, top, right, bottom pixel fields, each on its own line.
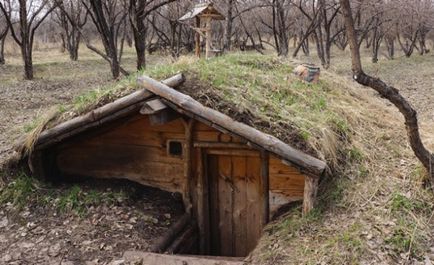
left=207, top=153, right=263, bottom=257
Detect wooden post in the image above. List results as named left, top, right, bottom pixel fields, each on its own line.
left=302, top=176, right=319, bottom=215
left=197, top=148, right=210, bottom=254
left=195, top=17, right=201, bottom=57
left=204, top=16, right=212, bottom=59
left=260, top=150, right=270, bottom=225
left=183, top=119, right=195, bottom=213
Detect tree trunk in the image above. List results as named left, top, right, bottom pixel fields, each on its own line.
left=22, top=43, right=33, bottom=80
left=276, top=1, right=288, bottom=57
left=224, top=0, right=234, bottom=51
left=134, top=30, right=146, bottom=70
left=385, top=37, right=394, bottom=59
left=340, top=0, right=434, bottom=184
left=0, top=36, right=5, bottom=65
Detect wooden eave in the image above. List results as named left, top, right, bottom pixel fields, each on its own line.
left=31, top=74, right=185, bottom=150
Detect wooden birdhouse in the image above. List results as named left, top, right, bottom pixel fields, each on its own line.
left=179, top=3, right=225, bottom=59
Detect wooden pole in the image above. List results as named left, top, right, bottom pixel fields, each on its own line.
left=150, top=212, right=191, bottom=253
left=302, top=176, right=319, bottom=215
left=197, top=148, right=210, bottom=254
left=183, top=119, right=195, bottom=214
left=205, top=17, right=211, bottom=59
left=260, top=150, right=270, bottom=225
left=195, top=17, right=201, bottom=57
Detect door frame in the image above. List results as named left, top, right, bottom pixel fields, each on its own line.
left=195, top=147, right=270, bottom=256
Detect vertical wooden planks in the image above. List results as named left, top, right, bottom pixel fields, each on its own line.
left=232, top=156, right=247, bottom=256
left=208, top=155, right=220, bottom=256
left=196, top=148, right=205, bottom=254
left=218, top=155, right=234, bottom=256
left=245, top=155, right=262, bottom=254
left=260, top=151, right=270, bottom=226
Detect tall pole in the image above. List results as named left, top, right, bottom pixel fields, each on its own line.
left=195, top=17, right=201, bottom=57
left=205, top=17, right=211, bottom=59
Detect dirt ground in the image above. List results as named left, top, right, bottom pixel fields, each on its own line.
left=0, top=178, right=184, bottom=264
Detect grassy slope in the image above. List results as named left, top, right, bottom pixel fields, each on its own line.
left=17, top=53, right=434, bottom=264
left=249, top=60, right=434, bottom=264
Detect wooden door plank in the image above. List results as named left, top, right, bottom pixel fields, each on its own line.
left=232, top=156, right=248, bottom=256
left=208, top=155, right=220, bottom=256
left=218, top=155, right=234, bottom=257
left=261, top=151, right=270, bottom=225
left=245, top=156, right=262, bottom=254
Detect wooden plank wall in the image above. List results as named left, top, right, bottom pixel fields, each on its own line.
left=56, top=115, right=186, bottom=193
left=55, top=114, right=306, bottom=213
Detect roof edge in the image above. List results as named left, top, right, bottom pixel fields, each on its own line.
left=137, top=75, right=327, bottom=177
left=21, top=74, right=185, bottom=152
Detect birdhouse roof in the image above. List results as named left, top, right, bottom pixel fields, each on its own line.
left=179, top=3, right=225, bottom=21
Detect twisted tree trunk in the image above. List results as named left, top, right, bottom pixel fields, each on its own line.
left=340, top=0, right=434, bottom=184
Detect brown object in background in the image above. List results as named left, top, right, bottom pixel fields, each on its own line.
left=293, top=64, right=321, bottom=84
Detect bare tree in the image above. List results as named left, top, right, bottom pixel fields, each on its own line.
left=82, top=0, right=129, bottom=79
left=0, top=0, right=57, bottom=79
left=340, top=0, right=434, bottom=184
left=54, top=0, right=88, bottom=61
left=128, top=0, right=175, bottom=70
left=0, top=0, right=9, bottom=65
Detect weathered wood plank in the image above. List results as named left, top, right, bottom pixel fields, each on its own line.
left=232, top=156, right=247, bottom=257
left=122, top=251, right=244, bottom=265
left=193, top=142, right=250, bottom=149
left=261, top=151, right=270, bottom=225
left=208, top=155, right=220, bottom=256
left=303, top=176, right=319, bottom=215
left=218, top=155, right=234, bottom=256
left=245, top=155, right=262, bottom=254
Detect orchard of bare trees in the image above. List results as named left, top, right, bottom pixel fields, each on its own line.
left=1, top=0, right=434, bottom=79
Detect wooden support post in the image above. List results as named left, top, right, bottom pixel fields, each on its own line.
left=260, top=150, right=270, bottom=225
left=195, top=17, right=201, bottom=57
left=302, top=176, right=319, bottom=215
left=183, top=118, right=195, bottom=214
left=197, top=148, right=210, bottom=254
left=204, top=17, right=211, bottom=59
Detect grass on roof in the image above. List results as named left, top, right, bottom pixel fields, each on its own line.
left=24, top=53, right=351, bottom=164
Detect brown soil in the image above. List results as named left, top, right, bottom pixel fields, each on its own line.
left=0, top=178, right=184, bottom=264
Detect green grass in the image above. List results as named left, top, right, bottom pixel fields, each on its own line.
left=0, top=173, right=36, bottom=209
left=0, top=173, right=127, bottom=216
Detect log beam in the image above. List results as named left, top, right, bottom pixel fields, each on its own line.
left=183, top=118, right=195, bottom=213
left=302, top=176, right=319, bottom=215
left=260, top=150, right=270, bottom=225
left=150, top=213, right=191, bottom=253
left=32, top=74, right=185, bottom=150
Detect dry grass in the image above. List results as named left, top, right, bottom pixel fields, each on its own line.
left=249, top=50, right=434, bottom=265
